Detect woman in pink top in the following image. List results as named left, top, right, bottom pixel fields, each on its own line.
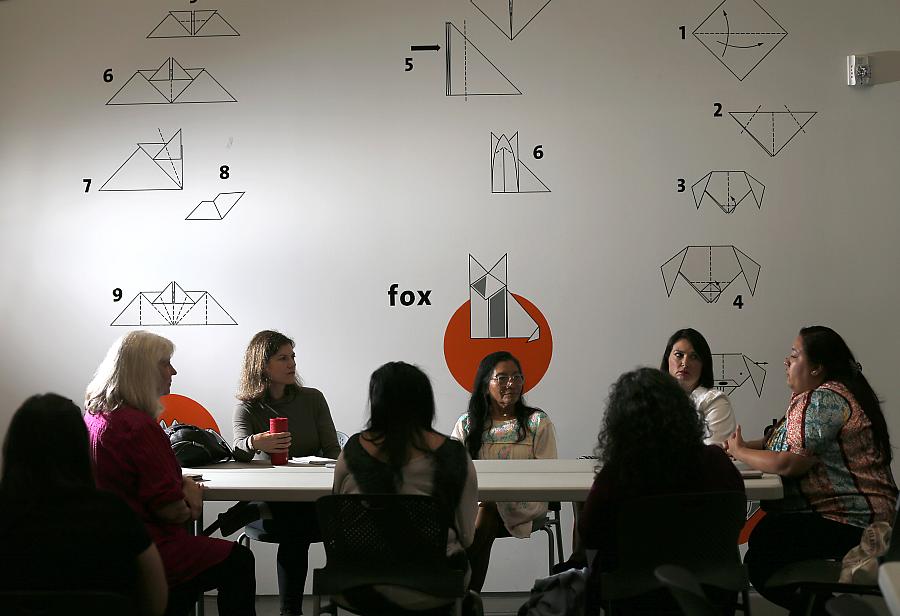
left=85, top=331, right=256, bottom=616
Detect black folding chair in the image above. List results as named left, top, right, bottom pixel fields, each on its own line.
left=0, top=590, right=134, bottom=615
left=312, top=494, right=469, bottom=616
left=595, top=491, right=750, bottom=615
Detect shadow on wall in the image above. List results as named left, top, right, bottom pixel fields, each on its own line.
left=865, top=51, right=900, bottom=85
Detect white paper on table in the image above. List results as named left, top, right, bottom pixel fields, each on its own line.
left=290, top=455, right=337, bottom=466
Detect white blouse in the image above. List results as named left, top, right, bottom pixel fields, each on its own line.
left=690, top=386, right=736, bottom=445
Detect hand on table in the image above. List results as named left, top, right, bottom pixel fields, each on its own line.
left=252, top=431, right=291, bottom=454
left=723, top=425, right=746, bottom=460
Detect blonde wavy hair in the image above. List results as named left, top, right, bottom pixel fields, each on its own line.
left=85, top=331, right=174, bottom=417
left=237, top=330, right=302, bottom=402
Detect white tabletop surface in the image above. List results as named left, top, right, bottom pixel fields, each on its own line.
left=880, top=562, right=900, bottom=616
left=183, top=458, right=782, bottom=502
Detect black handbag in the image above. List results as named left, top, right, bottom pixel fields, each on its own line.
left=164, top=421, right=233, bottom=467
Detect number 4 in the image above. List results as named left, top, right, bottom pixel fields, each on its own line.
left=733, top=295, right=744, bottom=309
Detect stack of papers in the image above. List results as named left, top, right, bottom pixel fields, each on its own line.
left=290, top=456, right=337, bottom=466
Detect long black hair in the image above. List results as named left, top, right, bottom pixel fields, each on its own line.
left=596, top=368, right=705, bottom=490
left=659, top=328, right=714, bottom=389
left=2, top=393, right=95, bottom=500
left=799, top=326, right=892, bottom=462
left=363, top=362, right=438, bottom=478
left=464, top=351, right=532, bottom=460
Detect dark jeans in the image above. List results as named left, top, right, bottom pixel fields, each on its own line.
left=264, top=501, right=321, bottom=614
left=166, top=542, right=256, bottom=616
left=745, top=511, right=864, bottom=615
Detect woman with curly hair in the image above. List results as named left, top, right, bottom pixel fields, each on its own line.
left=580, top=368, right=744, bottom=614
left=450, top=351, right=557, bottom=591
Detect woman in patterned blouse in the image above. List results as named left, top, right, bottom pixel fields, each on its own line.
left=726, top=326, right=897, bottom=613
left=450, top=351, right=558, bottom=591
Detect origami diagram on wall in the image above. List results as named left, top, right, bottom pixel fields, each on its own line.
left=470, top=254, right=539, bottom=341
left=661, top=245, right=761, bottom=303
left=730, top=106, right=816, bottom=157
left=107, top=57, right=236, bottom=105
left=186, top=192, right=245, bottom=221
left=148, top=10, right=240, bottom=38
left=111, top=281, right=237, bottom=326
left=491, top=132, right=550, bottom=193
left=471, top=0, right=553, bottom=41
left=691, top=171, right=764, bottom=213
left=100, top=129, right=183, bottom=191
left=693, top=0, right=787, bottom=81
left=446, top=22, right=522, bottom=98
left=711, top=353, right=767, bottom=396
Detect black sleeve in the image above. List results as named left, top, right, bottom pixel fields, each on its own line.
left=96, top=490, right=153, bottom=556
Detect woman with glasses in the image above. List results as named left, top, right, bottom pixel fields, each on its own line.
left=451, top=351, right=558, bottom=591
left=660, top=328, right=736, bottom=445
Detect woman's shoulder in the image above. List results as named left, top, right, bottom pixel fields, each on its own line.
left=814, top=382, right=854, bottom=407
left=296, top=386, right=328, bottom=406
left=525, top=408, right=551, bottom=428
left=691, top=386, right=729, bottom=406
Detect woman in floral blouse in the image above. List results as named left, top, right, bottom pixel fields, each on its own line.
left=451, top=351, right=557, bottom=591
left=726, top=326, right=897, bottom=613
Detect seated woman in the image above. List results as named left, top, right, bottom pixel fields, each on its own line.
left=0, top=393, right=167, bottom=615
left=232, top=330, right=341, bottom=616
left=725, top=326, right=898, bottom=614
left=450, top=351, right=558, bottom=591
left=581, top=368, right=745, bottom=615
left=333, top=361, right=478, bottom=612
left=85, top=331, right=256, bottom=616
left=660, top=328, right=736, bottom=445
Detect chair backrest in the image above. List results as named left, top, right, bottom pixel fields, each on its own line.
left=335, top=431, right=349, bottom=449
left=654, top=565, right=720, bottom=616
left=316, top=494, right=449, bottom=568
left=613, top=491, right=745, bottom=573
left=0, top=590, right=134, bottom=615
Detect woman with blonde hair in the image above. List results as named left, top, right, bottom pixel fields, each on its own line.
left=233, top=330, right=339, bottom=616
left=85, top=331, right=256, bottom=616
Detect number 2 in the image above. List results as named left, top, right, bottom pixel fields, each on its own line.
left=713, top=102, right=723, bottom=117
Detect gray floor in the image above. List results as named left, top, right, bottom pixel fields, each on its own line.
left=203, top=590, right=813, bottom=615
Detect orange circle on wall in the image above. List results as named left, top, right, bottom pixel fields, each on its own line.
left=160, top=394, right=220, bottom=433
left=444, top=294, right=552, bottom=393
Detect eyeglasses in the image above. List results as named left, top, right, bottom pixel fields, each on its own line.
left=491, top=374, right=524, bottom=386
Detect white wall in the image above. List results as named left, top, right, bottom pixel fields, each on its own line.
left=2, top=0, right=899, bottom=593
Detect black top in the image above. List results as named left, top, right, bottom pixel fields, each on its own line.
left=0, top=488, right=152, bottom=598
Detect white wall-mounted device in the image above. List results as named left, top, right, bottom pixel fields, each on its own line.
left=848, top=55, right=871, bottom=86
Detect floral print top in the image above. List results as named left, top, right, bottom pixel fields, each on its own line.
left=451, top=409, right=558, bottom=537
left=765, top=381, right=897, bottom=528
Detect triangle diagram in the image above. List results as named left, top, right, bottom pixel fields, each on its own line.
left=149, top=58, right=193, bottom=82
left=730, top=110, right=816, bottom=156
left=111, top=294, right=173, bottom=326
left=213, top=192, right=243, bottom=217
left=445, top=22, right=521, bottom=96
left=693, top=0, right=787, bottom=81
left=99, top=147, right=182, bottom=191
left=155, top=130, right=183, bottom=162
left=511, top=0, right=553, bottom=39
left=147, top=12, right=193, bottom=38
left=149, top=78, right=193, bottom=104
left=517, top=161, right=550, bottom=193
left=107, top=73, right=171, bottom=105
left=471, top=0, right=553, bottom=41
left=508, top=294, right=540, bottom=341
left=177, top=293, right=238, bottom=325
left=469, top=255, right=489, bottom=284
left=186, top=201, right=222, bottom=220
left=744, top=357, right=767, bottom=395
left=734, top=247, right=761, bottom=293
left=172, top=69, right=237, bottom=103
left=472, top=275, right=489, bottom=298
left=660, top=248, right=688, bottom=296
left=194, top=11, right=239, bottom=36
left=745, top=172, right=765, bottom=207
left=153, top=281, right=192, bottom=305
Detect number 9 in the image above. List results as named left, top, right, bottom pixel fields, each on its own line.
left=113, top=288, right=123, bottom=302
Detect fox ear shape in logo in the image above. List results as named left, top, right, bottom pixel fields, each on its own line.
left=159, top=395, right=220, bottom=433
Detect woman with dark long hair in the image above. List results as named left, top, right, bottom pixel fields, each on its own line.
left=581, top=368, right=744, bottom=614
left=450, top=351, right=557, bottom=591
left=660, top=328, right=736, bottom=445
left=0, top=393, right=167, bottom=615
left=726, top=326, right=897, bottom=614
left=232, top=330, right=340, bottom=616
left=333, top=361, right=478, bottom=612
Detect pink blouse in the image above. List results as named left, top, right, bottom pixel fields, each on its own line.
left=85, top=405, right=233, bottom=586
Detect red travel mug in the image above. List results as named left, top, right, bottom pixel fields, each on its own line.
left=269, top=417, right=289, bottom=465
